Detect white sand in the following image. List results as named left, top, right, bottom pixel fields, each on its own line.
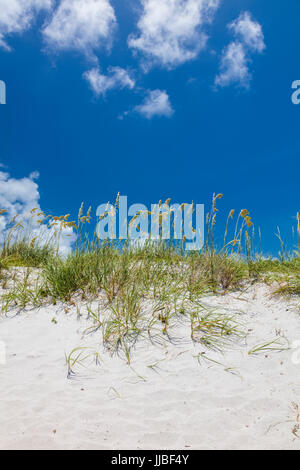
left=1, top=283, right=300, bottom=450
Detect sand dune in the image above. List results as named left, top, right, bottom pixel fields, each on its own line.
left=1, top=283, right=300, bottom=450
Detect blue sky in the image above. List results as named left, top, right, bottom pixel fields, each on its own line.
left=0, top=0, right=299, bottom=255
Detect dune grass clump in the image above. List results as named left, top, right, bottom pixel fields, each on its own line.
left=190, top=308, right=244, bottom=350
left=43, top=252, right=98, bottom=301
left=186, top=251, right=247, bottom=294
left=1, top=270, right=46, bottom=311
left=1, top=193, right=300, bottom=363
left=2, top=241, right=53, bottom=268
left=274, top=275, right=300, bottom=297
left=0, top=208, right=77, bottom=292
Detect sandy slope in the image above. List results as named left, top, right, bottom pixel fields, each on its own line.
left=1, top=283, right=300, bottom=450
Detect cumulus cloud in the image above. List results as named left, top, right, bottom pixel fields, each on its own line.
left=215, top=11, right=265, bottom=88
left=0, top=169, right=75, bottom=256
left=42, top=0, right=116, bottom=57
left=134, top=89, right=174, bottom=119
left=215, top=42, right=250, bottom=88
left=84, top=66, right=135, bottom=97
left=128, top=0, right=220, bottom=70
left=0, top=0, right=53, bottom=51
left=229, top=11, right=265, bottom=53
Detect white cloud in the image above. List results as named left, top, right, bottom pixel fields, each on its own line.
left=215, top=41, right=250, bottom=88
left=215, top=11, right=265, bottom=88
left=0, top=0, right=53, bottom=51
left=42, top=0, right=116, bottom=57
left=128, top=0, right=220, bottom=69
left=0, top=169, right=75, bottom=256
left=135, top=89, right=174, bottom=119
left=0, top=37, right=9, bottom=51
left=229, top=11, right=265, bottom=53
left=84, top=66, right=135, bottom=96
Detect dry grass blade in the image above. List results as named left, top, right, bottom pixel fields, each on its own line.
left=248, top=338, right=290, bottom=356
left=191, top=307, right=244, bottom=351
left=292, top=425, right=300, bottom=440
left=65, top=347, right=91, bottom=379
